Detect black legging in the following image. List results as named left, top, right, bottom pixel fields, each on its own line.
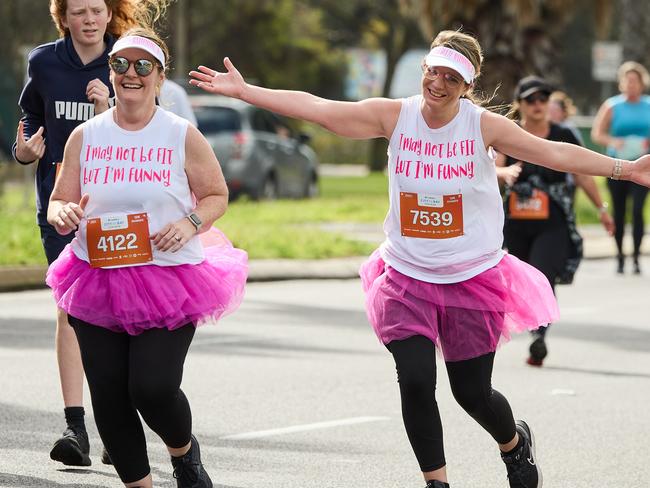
left=388, top=335, right=516, bottom=472
left=504, top=219, right=569, bottom=339
left=607, top=179, right=649, bottom=258
left=69, top=316, right=195, bottom=484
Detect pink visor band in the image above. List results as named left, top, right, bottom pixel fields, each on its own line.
left=424, top=46, right=475, bottom=83
left=109, top=35, right=166, bottom=67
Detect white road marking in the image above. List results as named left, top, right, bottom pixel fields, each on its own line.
left=221, top=416, right=391, bottom=440
left=551, top=388, right=576, bottom=396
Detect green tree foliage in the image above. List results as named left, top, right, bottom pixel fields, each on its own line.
left=306, top=0, right=427, bottom=171
left=407, top=0, right=614, bottom=105
left=0, top=1, right=58, bottom=145
left=165, top=0, right=346, bottom=98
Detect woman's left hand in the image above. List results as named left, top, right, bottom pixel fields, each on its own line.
left=599, top=211, right=615, bottom=236
left=151, top=218, right=197, bottom=253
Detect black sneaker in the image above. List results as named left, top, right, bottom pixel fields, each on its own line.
left=425, top=481, right=450, bottom=488
left=101, top=446, right=112, bottom=465
left=171, top=435, right=213, bottom=488
left=49, top=427, right=91, bottom=467
left=526, top=335, right=547, bottom=367
left=501, top=420, right=542, bottom=488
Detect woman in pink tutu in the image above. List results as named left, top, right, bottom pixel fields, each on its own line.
left=191, top=30, right=650, bottom=488
left=47, top=27, right=247, bottom=488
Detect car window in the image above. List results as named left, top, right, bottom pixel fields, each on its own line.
left=251, top=110, right=278, bottom=133
left=195, top=106, right=242, bottom=134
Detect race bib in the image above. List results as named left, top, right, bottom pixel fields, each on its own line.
left=54, top=162, right=62, bottom=182
left=86, top=212, right=153, bottom=268
left=508, top=190, right=549, bottom=220
left=400, top=192, right=463, bottom=239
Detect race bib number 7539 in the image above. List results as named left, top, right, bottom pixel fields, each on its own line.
left=399, top=192, right=464, bottom=239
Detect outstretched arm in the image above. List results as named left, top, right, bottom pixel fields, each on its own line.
left=481, top=111, right=650, bottom=187
left=189, top=57, right=402, bottom=140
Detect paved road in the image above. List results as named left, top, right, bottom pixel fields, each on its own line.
left=0, top=257, right=649, bottom=487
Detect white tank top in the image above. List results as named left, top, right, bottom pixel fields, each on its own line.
left=381, top=96, right=504, bottom=283
left=71, top=107, right=204, bottom=266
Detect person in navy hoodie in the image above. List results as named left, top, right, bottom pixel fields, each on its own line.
left=13, top=0, right=168, bottom=467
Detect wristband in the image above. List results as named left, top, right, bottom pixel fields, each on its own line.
left=610, top=159, right=623, bottom=180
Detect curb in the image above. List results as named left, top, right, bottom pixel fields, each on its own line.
left=0, top=257, right=368, bottom=292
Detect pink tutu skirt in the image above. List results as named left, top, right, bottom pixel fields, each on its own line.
left=46, top=228, right=248, bottom=335
left=359, top=250, right=559, bottom=361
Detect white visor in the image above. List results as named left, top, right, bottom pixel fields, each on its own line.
left=109, top=35, right=165, bottom=67
left=424, top=46, right=475, bottom=84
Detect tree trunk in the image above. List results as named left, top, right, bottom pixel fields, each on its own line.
left=619, top=0, right=650, bottom=67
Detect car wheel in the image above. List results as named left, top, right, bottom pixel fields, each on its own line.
left=258, top=174, right=277, bottom=200
left=303, top=172, right=319, bottom=198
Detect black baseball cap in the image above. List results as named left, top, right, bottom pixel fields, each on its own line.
left=514, top=76, right=553, bottom=100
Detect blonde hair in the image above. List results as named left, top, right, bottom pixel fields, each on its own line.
left=549, top=91, right=577, bottom=117
left=429, top=29, right=494, bottom=106
left=617, top=61, right=650, bottom=88
left=49, top=0, right=169, bottom=38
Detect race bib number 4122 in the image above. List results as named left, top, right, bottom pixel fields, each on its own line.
left=86, top=213, right=153, bottom=268
left=399, top=192, right=464, bottom=239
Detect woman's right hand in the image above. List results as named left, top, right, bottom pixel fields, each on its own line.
left=15, top=120, right=45, bottom=163
left=189, top=57, right=246, bottom=99
left=52, top=194, right=89, bottom=235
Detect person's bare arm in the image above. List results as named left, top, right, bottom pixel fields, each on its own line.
left=190, top=57, right=402, bottom=140
left=591, top=101, right=621, bottom=149
left=480, top=111, right=650, bottom=184
left=48, top=127, right=83, bottom=235
left=151, top=125, right=229, bottom=252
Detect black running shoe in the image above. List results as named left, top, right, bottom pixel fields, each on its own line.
left=425, top=481, right=450, bottom=488
left=501, top=420, right=542, bottom=488
left=527, top=335, right=547, bottom=367
left=171, top=435, right=213, bottom=488
left=100, top=446, right=112, bottom=465
left=49, top=427, right=91, bottom=467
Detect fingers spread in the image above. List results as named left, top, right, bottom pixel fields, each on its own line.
left=197, top=65, right=217, bottom=76
left=189, top=71, right=214, bottom=83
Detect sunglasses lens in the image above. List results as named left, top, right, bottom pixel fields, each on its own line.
left=110, top=57, right=129, bottom=74
left=525, top=93, right=549, bottom=104
left=134, top=59, right=154, bottom=76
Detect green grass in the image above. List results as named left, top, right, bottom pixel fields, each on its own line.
left=0, top=172, right=644, bottom=266
left=0, top=174, right=389, bottom=265
left=0, top=186, right=46, bottom=265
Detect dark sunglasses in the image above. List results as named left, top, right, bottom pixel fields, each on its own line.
left=109, top=56, right=158, bottom=76
left=523, top=92, right=549, bottom=104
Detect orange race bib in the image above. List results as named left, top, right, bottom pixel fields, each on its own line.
left=86, top=212, right=153, bottom=268
left=508, top=190, right=549, bottom=220
left=400, top=192, right=463, bottom=239
left=54, top=162, right=62, bottom=182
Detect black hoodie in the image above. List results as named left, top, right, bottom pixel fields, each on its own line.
left=13, top=34, right=116, bottom=227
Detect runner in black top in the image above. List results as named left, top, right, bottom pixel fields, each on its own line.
left=497, top=76, right=614, bottom=367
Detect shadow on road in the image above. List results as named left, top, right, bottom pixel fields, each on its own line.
left=0, top=472, right=111, bottom=487
left=552, top=321, right=650, bottom=354
left=541, top=365, right=650, bottom=379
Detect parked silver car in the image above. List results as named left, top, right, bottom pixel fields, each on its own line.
left=191, top=95, right=319, bottom=200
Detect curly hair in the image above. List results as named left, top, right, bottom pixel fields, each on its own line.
left=49, top=0, right=169, bottom=38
